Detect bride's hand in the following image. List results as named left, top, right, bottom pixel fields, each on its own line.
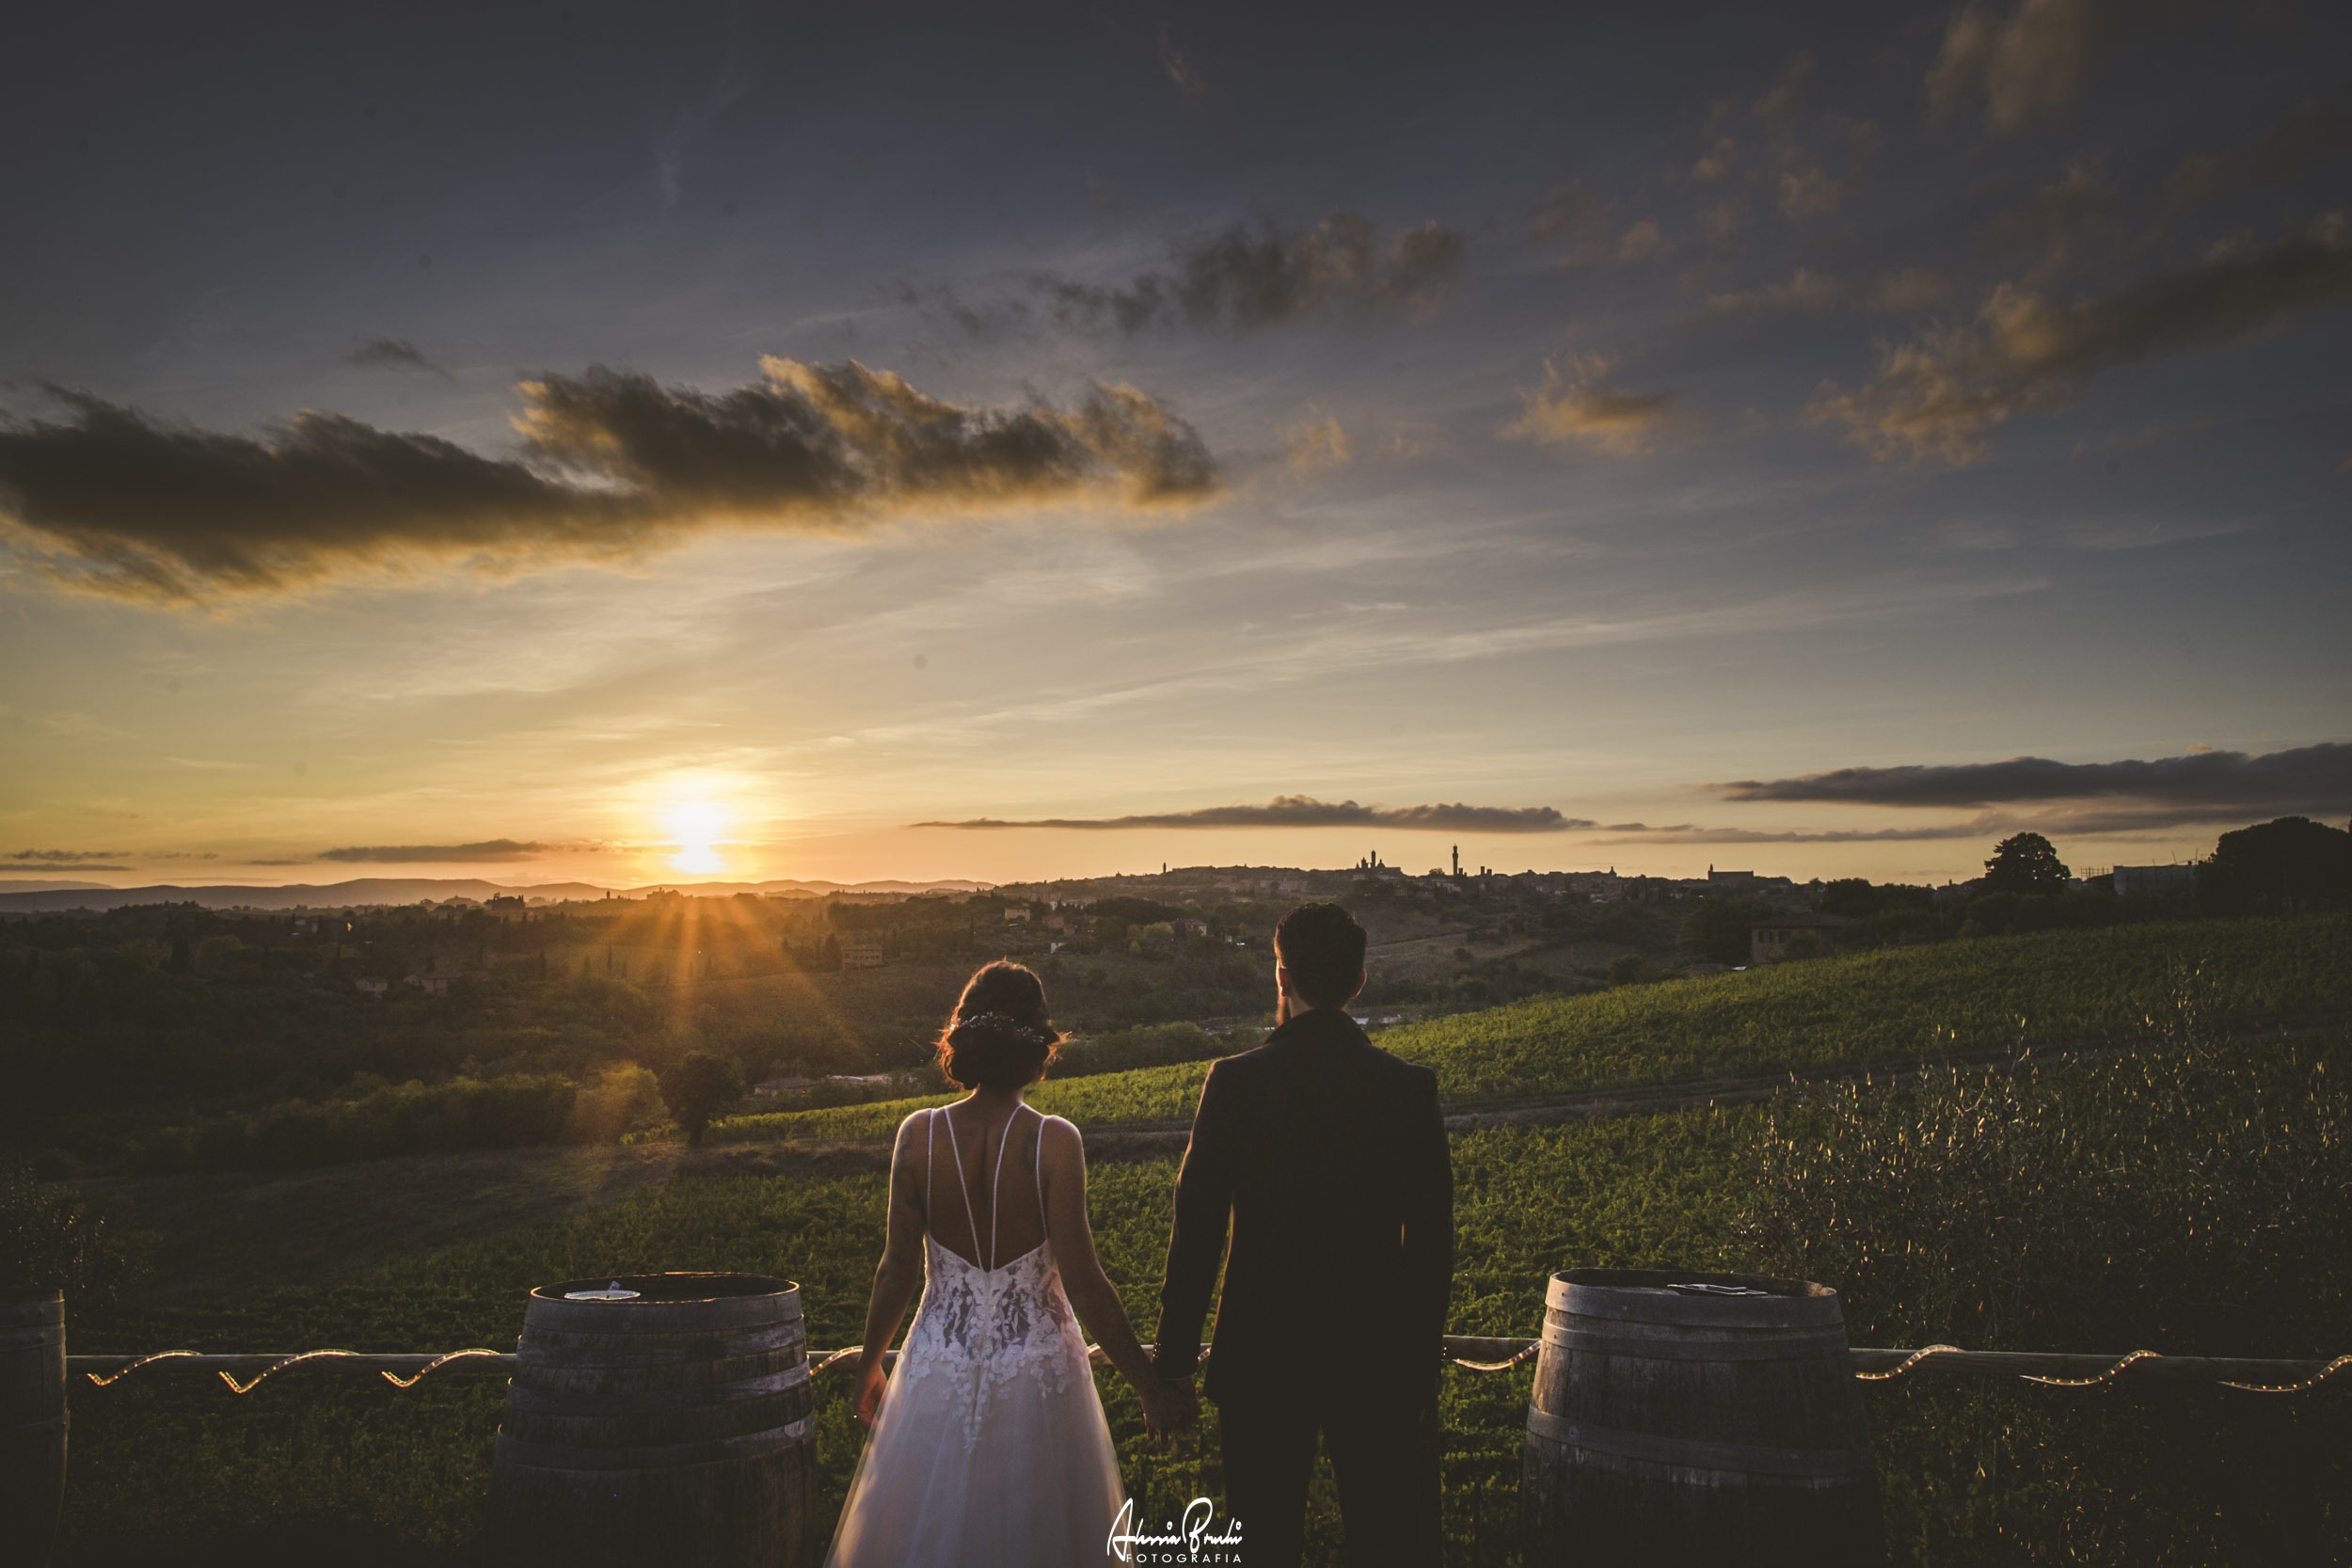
left=853, top=1357, right=889, bottom=1429
left=1138, top=1376, right=1198, bottom=1437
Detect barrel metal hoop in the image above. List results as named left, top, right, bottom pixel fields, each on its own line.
left=494, top=1413, right=816, bottom=1471
left=0, top=1414, right=69, bottom=1438
left=1541, top=1324, right=1851, bottom=1361
left=1552, top=1292, right=1845, bottom=1331
left=503, top=1363, right=813, bottom=1413
left=0, top=1328, right=66, bottom=1352
left=1525, top=1407, right=1874, bottom=1480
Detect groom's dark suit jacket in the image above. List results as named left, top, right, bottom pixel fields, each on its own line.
left=1154, top=1006, right=1454, bottom=1406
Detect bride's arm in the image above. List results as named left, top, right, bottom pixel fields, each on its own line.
left=1041, top=1116, right=1195, bottom=1433
left=851, top=1112, right=930, bottom=1427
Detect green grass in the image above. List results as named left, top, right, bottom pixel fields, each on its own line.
left=61, top=1107, right=1756, bottom=1563
left=708, top=915, right=2352, bottom=1144
left=49, top=916, right=2352, bottom=1565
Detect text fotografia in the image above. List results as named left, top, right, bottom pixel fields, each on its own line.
left=1106, top=1497, right=1243, bottom=1564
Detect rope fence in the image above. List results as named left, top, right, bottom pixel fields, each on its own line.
left=65, top=1339, right=2352, bottom=1395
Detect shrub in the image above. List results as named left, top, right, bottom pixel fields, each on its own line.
left=0, top=1163, right=147, bottom=1306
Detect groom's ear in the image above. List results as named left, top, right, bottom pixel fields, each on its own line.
left=1346, top=969, right=1367, bottom=1005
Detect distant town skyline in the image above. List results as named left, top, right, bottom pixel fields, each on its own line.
left=4, top=1, right=2348, bottom=889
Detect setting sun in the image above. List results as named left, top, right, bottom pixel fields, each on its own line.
left=662, top=800, right=729, bottom=876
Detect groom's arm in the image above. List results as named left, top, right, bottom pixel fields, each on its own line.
left=1152, top=1059, right=1238, bottom=1381
left=1399, top=1066, right=1454, bottom=1404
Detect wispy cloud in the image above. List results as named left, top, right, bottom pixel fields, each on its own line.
left=918, top=798, right=1588, bottom=832
left=348, top=339, right=452, bottom=377
left=1157, top=24, right=1209, bottom=99
left=1926, top=0, right=2110, bottom=133
left=1281, top=416, right=1352, bottom=473
left=1502, top=355, right=1675, bottom=454
left=1527, top=182, right=1613, bottom=264
left=1807, top=218, right=2352, bottom=464
left=7, top=848, right=135, bottom=866
left=319, top=838, right=560, bottom=863
left=1032, top=213, right=1466, bottom=334
left=0, top=358, right=1219, bottom=603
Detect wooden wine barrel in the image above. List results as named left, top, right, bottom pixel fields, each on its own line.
left=488, top=1274, right=818, bottom=1568
left=1521, top=1267, right=1883, bottom=1566
left=0, top=1289, right=67, bottom=1568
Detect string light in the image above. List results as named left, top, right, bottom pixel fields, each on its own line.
left=74, top=1341, right=2352, bottom=1395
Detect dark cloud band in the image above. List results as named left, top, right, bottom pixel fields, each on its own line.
left=1717, top=742, right=2352, bottom=816
left=919, top=797, right=1585, bottom=832
left=320, top=839, right=552, bottom=863
left=0, top=358, right=1218, bottom=602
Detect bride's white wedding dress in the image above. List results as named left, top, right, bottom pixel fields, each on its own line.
left=826, top=1103, right=1125, bottom=1567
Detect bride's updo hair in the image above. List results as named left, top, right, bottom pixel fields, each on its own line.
left=935, top=960, right=1061, bottom=1090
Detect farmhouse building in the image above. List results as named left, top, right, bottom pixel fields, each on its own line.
left=1749, top=914, right=1849, bottom=966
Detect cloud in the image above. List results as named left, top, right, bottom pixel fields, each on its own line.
left=918, top=798, right=1589, bottom=832
left=1806, top=218, right=2352, bottom=464
left=1988, top=160, right=2104, bottom=274
left=2155, top=97, right=2351, bottom=234
left=1690, top=138, right=1739, bottom=184
left=7, top=848, right=134, bottom=866
left=1926, top=0, right=2107, bottom=133
left=1866, top=267, right=1958, bottom=313
left=1716, top=741, right=2352, bottom=824
left=319, top=839, right=554, bottom=863
left=0, top=358, right=1219, bottom=602
left=1754, top=53, right=1812, bottom=126
left=1528, top=182, right=1613, bottom=264
left=1157, top=24, right=1209, bottom=99
left=1616, top=219, right=1667, bottom=263
left=348, top=339, right=450, bottom=377
left=1707, top=267, right=1951, bottom=319
left=1282, top=416, right=1352, bottom=473
left=1037, top=213, right=1465, bottom=335
left=1706, top=268, right=1847, bottom=315
left=1785, top=124, right=1878, bottom=218
left=1502, top=355, right=1674, bottom=455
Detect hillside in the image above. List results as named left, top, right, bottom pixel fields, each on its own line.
left=709, top=914, right=2352, bottom=1145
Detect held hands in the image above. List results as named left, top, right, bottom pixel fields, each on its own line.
left=853, top=1356, right=889, bottom=1429
left=1137, top=1375, right=1200, bottom=1437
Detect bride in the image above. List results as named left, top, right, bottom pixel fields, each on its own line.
left=827, top=960, right=1194, bottom=1567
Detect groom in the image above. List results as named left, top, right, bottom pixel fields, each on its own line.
left=1153, top=902, right=1454, bottom=1566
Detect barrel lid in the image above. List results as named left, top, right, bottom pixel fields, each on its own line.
left=1549, top=1267, right=1843, bottom=1329
left=525, top=1274, right=801, bottom=1333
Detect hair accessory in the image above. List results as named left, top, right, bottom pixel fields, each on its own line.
left=949, top=1010, right=1053, bottom=1045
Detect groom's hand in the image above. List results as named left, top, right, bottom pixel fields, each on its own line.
left=1139, top=1375, right=1199, bottom=1437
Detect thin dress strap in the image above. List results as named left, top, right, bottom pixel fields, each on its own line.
left=936, top=1107, right=984, bottom=1266
left=986, top=1104, right=1019, bottom=1271
left=1032, top=1108, right=1050, bottom=1238
left=921, top=1108, right=934, bottom=1223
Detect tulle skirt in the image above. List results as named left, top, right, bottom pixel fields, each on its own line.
left=824, top=1341, right=1126, bottom=1567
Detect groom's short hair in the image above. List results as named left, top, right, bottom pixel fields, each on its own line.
left=1274, top=903, right=1367, bottom=1008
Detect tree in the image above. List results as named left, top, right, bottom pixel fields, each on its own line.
left=1817, top=879, right=1879, bottom=918
left=2198, top=816, right=2352, bottom=915
left=1677, top=897, right=1763, bottom=966
left=1982, top=832, right=2070, bottom=896
left=659, top=1052, right=745, bottom=1147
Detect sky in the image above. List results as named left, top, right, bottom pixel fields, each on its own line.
left=3, top=0, right=2349, bottom=891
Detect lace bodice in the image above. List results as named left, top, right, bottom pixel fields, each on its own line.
left=893, top=1106, right=1093, bottom=1445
